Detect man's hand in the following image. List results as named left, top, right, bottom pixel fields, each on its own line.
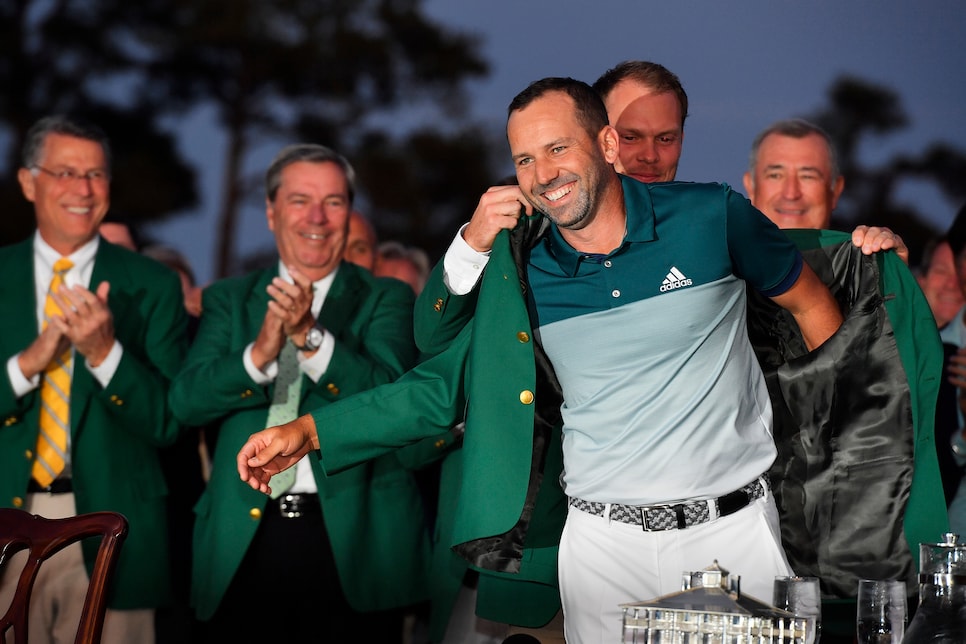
left=48, top=281, right=115, bottom=367
left=18, top=325, right=71, bottom=380
left=267, top=266, right=315, bottom=338
left=237, top=415, right=320, bottom=495
left=251, top=266, right=315, bottom=368
left=462, top=185, right=533, bottom=253
left=851, top=225, right=909, bottom=265
left=250, top=309, right=286, bottom=371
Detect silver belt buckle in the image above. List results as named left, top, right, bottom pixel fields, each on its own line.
left=278, top=494, right=302, bottom=519
left=641, top=504, right=673, bottom=532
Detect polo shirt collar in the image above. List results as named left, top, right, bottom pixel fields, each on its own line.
left=542, top=174, right=657, bottom=276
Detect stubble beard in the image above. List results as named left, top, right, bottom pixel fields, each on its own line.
left=532, top=174, right=595, bottom=231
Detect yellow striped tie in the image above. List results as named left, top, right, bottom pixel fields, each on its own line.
left=32, top=257, right=74, bottom=487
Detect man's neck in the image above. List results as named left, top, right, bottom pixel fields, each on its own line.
left=558, top=178, right=626, bottom=254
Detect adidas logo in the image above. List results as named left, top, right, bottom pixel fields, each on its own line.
left=660, top=266, right=693, bottom=292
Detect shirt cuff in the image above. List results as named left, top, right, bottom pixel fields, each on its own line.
left=87, top=340, right=122, bottom=387
left=297, top=330, right=334, bottom=382
left=442, top=223, right=490, bottom=296
left=7, top=354, right=37, bottom=398
left=244, top=342, right=276, bottom=384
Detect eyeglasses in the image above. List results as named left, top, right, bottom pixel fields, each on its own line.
left=31, top=165, right=110, bottom=184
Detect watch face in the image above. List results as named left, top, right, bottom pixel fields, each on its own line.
left=306, top=327, right=323, bottom=349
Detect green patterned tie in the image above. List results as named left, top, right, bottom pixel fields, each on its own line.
left=267, top=342, right=302, bottom=499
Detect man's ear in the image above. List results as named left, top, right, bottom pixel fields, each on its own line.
left=742, top=172, right=755, bottom=204
left=600, top=125, right=620, bottom=165
left=265, top=198, right=276, bottom=232
left=830, top=175, right=845, bottom=209
left=17, top=167, right=36, bottom=203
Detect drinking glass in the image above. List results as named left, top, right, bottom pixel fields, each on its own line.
left=773, top=575, right=822, bottom=643
left=856, top=578, right=907, bottom=644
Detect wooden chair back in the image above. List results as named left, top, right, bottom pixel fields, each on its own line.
left=0, top=508, right=128, bottom=644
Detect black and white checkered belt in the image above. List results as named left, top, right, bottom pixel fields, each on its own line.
left=568, top=476, right=768, bottom=532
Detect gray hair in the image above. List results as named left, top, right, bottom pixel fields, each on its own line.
left=748, top=119, right=840, bottom=186
left=22, top=115, right=112, bottom=171
left=265, top=143, right=357, bottom=204
left=377, top=240, right=430, bottom=291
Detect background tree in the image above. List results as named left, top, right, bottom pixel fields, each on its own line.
left=810, top=76, right=966, bottom=265
left=141, top=0, right=491, bottom=276
left=0, top=0, right=197, bottom=246
left=0, top=0, right=494, bottom=276
left=349, top=125, right=505, bottom=260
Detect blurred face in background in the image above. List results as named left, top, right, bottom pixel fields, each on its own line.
left=99, top=221, right=137, bottom=250
left=343, top=210, right=377, bottom=270
left=266, top=160, right=351, bottom=282
left=603, top=80, right=683, bottom=183
left=743, top=132, right=844, bottom=230
left=375, top=255, right=422, bottom=294
left=919, top=240, right=966, bottom=328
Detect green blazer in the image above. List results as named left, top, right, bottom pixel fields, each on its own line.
left=168, top=261, right=429, bottom=620
left=310, top=227, right=567, bottom=637
left=0, top=235, right=188, bottom=609
left=747, top=230, right=949, bottom=637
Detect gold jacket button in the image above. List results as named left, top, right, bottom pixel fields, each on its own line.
left=24, top=449, right=33, bottom=461
left=435, top=439, right=445, bottom=448
left=4, top=415, right=18, bottom=426
left=519, top=390, right=534, bottom=405
left=12, top=497, right=24, bottom=508
left=241, top=389, right=253, bottom=398
left=433, top=298, right=443, bottom=312
left=517, top=331, right=530, bottom=343
left=249, top=508, right=262, bottom=520
left=327, top=383, right=340, bottom=396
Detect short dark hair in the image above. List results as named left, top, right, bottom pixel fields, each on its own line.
left=592, top=60, right=689, bottom=129
left=264, top=143, right=357, bottom=204
left=22, top=115, right=112, bottom=171
left=748, top=119, right=840, bottom=186
left=508, top=77, right=609, bottom=142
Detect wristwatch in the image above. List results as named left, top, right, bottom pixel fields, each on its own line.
left=292, top=323, right=325, bottom=352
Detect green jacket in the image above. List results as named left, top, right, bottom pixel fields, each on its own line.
left=311, top=227, right=567, bottom=638
left=169, top=261, right=430, bottom=620
left=0, top=236, right=188, bottom=609
left=747, top=229, right=948, bottom=636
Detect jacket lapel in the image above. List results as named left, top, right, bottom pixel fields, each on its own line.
left=1, top=240, right=39, bottom=357
left=317, top=262, right=366, bottom=338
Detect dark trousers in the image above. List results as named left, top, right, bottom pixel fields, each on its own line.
left=198, top=497, right=403, bottom=643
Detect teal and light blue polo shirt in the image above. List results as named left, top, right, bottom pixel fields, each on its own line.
left=528, top=176, right=803, bottom=505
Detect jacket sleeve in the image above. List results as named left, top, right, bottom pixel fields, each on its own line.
left=169, top=281, right=271, bottom=426
left=413, top=259, right=480, bottom=357
left=314, top=324, right=471, bottom=474
left=100, top=260, right=188, bottom=447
